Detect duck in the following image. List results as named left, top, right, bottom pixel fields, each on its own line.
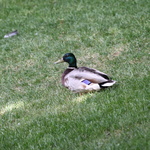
left=55, top=53, right=116, bottom=93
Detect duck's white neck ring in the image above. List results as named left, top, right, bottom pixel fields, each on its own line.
left=67, top=67, right=77, bottom=69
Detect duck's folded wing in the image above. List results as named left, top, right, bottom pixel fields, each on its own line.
left=70, top=67, right=110, bottom=83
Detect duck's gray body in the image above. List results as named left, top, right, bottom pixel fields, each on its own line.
left=62, top=67, right=116, bottom=93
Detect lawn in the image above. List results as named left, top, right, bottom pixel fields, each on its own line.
left=0, top=0, right=150, bottom=149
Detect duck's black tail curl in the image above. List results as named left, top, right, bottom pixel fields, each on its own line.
left=99, top=80, right=116, bottom=88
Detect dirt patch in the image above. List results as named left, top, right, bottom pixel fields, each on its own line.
left=108, top=44, right=127, bottom=60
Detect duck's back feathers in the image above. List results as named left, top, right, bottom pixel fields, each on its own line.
left=78, top=67, right=110, bottom=80
left=65, top=67, right=110, bottom=83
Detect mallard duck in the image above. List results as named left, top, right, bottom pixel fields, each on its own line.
left=55, top=53, right=116, bottom=93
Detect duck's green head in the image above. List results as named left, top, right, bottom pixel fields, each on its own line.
left=55, top=53, right=77, bottom=68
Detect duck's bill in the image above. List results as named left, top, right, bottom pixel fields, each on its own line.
left=54, top=58, right=64, bottom=64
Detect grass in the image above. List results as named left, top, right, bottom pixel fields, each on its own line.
left=0, top=0, right=150, bottom=149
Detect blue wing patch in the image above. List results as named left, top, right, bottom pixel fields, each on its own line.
left=81, top=80, right=91, bottom=85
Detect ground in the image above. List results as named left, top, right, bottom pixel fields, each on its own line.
left=0, top=0, right=149, bottom=149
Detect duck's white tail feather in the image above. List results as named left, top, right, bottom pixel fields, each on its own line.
left=99, top=80, right=116, bottom=88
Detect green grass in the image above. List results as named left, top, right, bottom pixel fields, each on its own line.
left=0, top=0, right=150, bottom=149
